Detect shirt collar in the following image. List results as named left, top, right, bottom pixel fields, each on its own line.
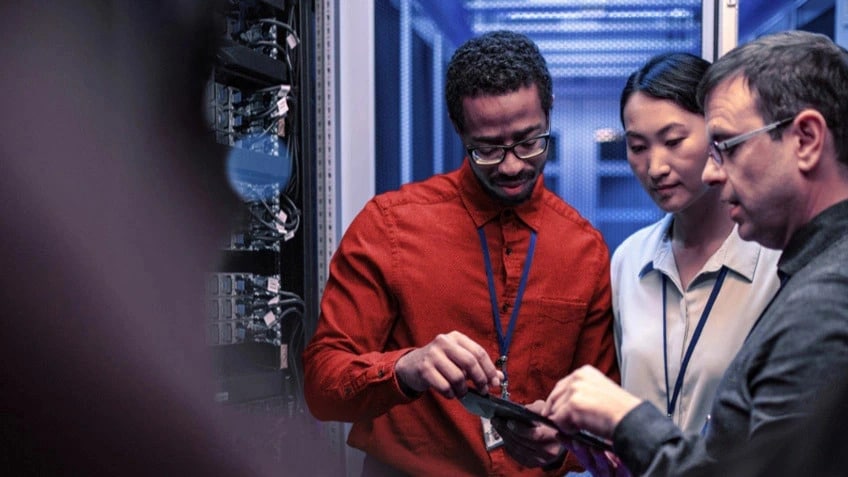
left=638, top=215, right=765, bottom=283
left=779, top=198, right=848, bottom=277
left=637, top=215, right=674, bottom=279
left=458, top=159, right=546, bottom=231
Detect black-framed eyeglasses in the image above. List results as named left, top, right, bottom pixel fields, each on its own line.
left=465, top=130, right=551, bottom=166
left=709, top=116, right=795, bottom=166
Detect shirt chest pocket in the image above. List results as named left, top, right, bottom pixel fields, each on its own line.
left=514, top=298, right=587, bottom=387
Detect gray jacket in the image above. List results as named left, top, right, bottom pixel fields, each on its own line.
left=613, top=200, right=848, bottom=476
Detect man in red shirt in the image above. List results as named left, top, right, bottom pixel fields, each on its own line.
left=304, top=30, right=618, bottom=476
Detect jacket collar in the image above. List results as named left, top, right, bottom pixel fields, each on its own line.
left=779, top=198, right=848, bottom=277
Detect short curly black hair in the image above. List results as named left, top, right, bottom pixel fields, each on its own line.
left=445, top=30, right=553, bottom=133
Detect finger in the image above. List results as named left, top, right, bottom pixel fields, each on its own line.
left=525, top=399, right=545, bottom=413
left=543, top=377, right=573, bottom=415
left=429, top=334, right=482, bottom=393
left=445, top=332, right=501, bottom=391
left=545, top=381, right=589, bottom=435
left=430, top=353, right=469, bottom=398
left=603, top=452, right=633, bottom=477
left=450, top=332, right=499, bottom=377
left=419, top=364, right=456, bottom=398
left=498, top=428, right=554, bottom=468
left=605, top=450, right=622, bottom=467
left=498, top=418, right=565, bottom=469
left=543, top=400, right=579, bottom=434
left=412, top=344, right=468, bottom=398
left=493, top=368, right=505, bottom=385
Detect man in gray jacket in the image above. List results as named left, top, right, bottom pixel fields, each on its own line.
left=537, top=30, right=848, bottom=476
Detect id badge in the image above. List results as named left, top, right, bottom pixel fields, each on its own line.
left=481, top=416, right=504, bottom=450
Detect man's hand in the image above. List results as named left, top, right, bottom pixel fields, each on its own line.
left=491, top=400, right=565, bottom=469
left=542, top=365, right=642, bottom=438
left=394, top=331, right=502, bottom=398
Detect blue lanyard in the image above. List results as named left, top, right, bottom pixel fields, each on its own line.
left=662, top=266, right=729, bottom=417
left=477, top=227, right=537, bottom=400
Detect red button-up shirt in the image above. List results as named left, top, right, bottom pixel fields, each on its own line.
left=304, top=161, right=619, bottom=476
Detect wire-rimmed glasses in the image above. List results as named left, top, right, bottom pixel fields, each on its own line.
left=709, top=116, right=795, bottom=165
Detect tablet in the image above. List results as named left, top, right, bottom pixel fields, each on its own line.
left=460, top=389, right=613, bottom=451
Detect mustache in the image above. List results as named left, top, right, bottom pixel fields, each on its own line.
left=493, top=171, right=536, bottom=183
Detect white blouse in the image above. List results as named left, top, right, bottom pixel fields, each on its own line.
left=611, top=214, right=782, bottom=434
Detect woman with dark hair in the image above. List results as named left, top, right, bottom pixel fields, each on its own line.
left=612, top=52, right=781, bottom=435
left=557, top=52, right=783, bottom=476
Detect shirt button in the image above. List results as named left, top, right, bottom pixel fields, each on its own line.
left=377, top=369, right=384, bottom=378
left=505, top=247, right=512, bottom=255
left=502, top=303, right=509, bottom=313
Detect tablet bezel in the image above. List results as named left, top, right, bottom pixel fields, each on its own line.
left=460, top=389, right=613, bottom=451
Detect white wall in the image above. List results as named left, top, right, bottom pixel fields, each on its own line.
left=339, top=0, right=376, bottom=235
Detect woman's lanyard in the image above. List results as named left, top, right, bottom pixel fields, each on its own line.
left=662, top=266, right=729, bottom=417
left=477, top=227, right=537, bottom=400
